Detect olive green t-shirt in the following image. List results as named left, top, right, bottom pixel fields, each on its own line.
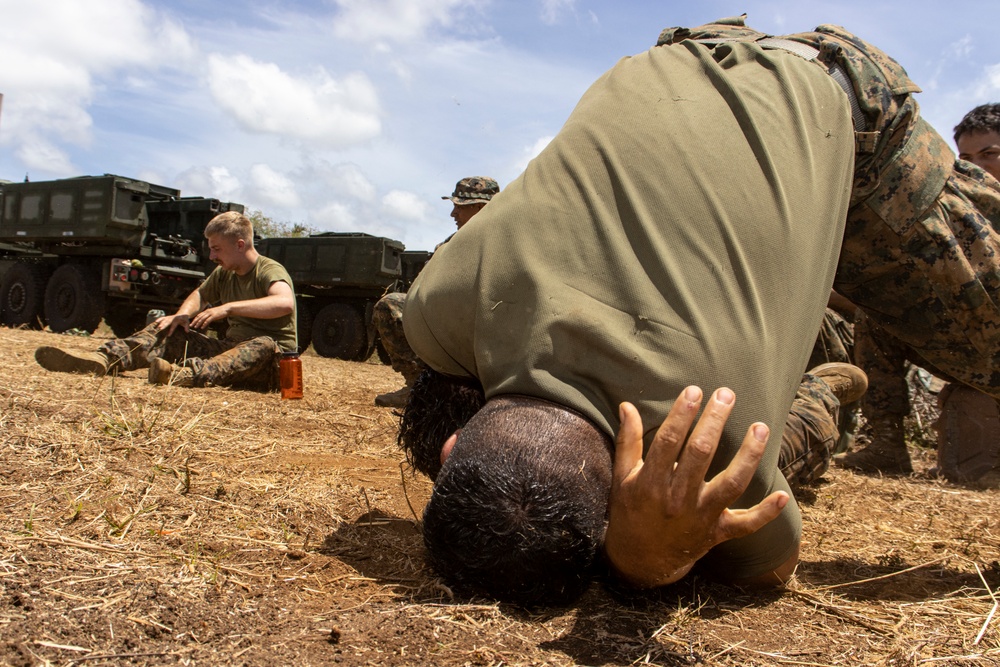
left=199, top=255, right=296, bottom=352
left=405, top=41, right=855, bottom=579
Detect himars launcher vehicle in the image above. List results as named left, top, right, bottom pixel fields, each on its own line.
left=0, top=174, right=431, bottom=359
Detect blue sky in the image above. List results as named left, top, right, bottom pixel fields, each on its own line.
left=0, top=0, right=997, bottom=251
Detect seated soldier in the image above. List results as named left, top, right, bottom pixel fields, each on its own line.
left=34, top=211, right=296, bottom=390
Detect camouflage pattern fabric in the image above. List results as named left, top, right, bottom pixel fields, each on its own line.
left=808, top=307, right=860, bottom=453
left=372, top=292, right=426, bottom=386
left=779, top=374, right=843, bottom=490
left=808, top=308, right=854, bottom=370
left=661, top=15, right=1000, bottom=420
left=442, top=177, right=500, bottom=205
left=852, top=311, right=931, bottom=418
left=100, top=324, right=280, bottom=391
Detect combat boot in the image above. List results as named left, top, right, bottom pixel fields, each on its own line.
left=836, top=414, right=913, bottom=474
left=375, top=385, right=411, bottom=408
left=35, top=346, right=110, bottom=376
left=148, top=358, right=194, bottom=387
left=808, top=362, right=869, bottom=405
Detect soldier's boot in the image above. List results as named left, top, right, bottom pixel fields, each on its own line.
left=375, top=385, right=411, bottom=408
left=375, top=367, right=421, bottom=408
left=933, top=385, right=1000, bottom=485
left=35, top=346, right=110, bottom=377
left=808, top=362, right=869, bottom=405
left=836, top=414, right=913, bottom=474
left=148, top=358, right=194, bottom=387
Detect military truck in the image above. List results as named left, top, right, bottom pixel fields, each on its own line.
left=0, top=174, right=244, bottom=336
left=0, top=174, right=436, bottom=361
left=258, top=233, right=411, bottom=360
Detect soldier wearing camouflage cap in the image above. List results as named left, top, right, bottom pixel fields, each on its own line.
left=442, top=176, right=499, bottom=230
left=372, top=176, right=501, bottom=408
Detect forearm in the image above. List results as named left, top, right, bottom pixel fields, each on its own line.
left=224, top=294, right=294, bottom=320
left=175, top=291, right=203, bottom=318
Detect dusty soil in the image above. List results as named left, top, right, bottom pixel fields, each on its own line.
left=1, top=326, right=999, bottom=666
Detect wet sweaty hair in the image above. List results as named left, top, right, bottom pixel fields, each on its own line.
left=397, top=368, right=486, bottom=480
left=422, top=396, right=614, bottom=607
left=954, top=103, right=1000, bottom=143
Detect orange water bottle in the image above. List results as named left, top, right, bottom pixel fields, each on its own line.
left=279, top=351, right=303, bottom=399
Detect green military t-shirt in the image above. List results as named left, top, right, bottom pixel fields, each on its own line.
left=199, top=255, right=296, bottom=353
left=405, top=39, right=855, bottom=579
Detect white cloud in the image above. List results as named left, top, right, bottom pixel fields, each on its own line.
left=331, top=0, right=483, bottom=44
left=381, top=190, right=432, bottom=221
left=986, top=63, right=1000, bottom=94
left=312, top=201, right=358, bottom=230
left=249, top=164, right=300, bottom=208
left=0, top=0, right=194, bottom=176
left=16, top=138, right=74, bottom=174
left=205, top=54, right=381, bottom=149
left=301, top=161, right=377, bottom=202
left=540, top=0, right=576, bottom=25
left=515, top=135, right=553, bottom=172
left=947, top=35, right=974, bottom=59
left=174, top=165, right=242, bottom=201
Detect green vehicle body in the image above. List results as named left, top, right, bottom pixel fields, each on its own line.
left=0, top=174, right=243, bottom=336
left=0, top=175, right=435, bottom=360
left=257, top=233, right=432, bottom=360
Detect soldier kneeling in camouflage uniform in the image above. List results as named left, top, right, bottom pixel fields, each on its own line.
left=839, top=103, right=1000, bottom=483
left=373, top=177, right=499, bottom=407
left=35, top=211, right=297, bottom=391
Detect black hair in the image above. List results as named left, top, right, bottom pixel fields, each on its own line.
left=421, top=396, right=613, bottom=607
left=396, top=368, right=486, bottom=480
left=954, top=103, right=1000, bottom=143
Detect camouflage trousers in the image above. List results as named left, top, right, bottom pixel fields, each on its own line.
left=779, top=373, right=843, bottom=490
left=807, top=308, right=855, bottom=371
left=776, top=307, right=858, bottom=488
left=99, top=324, right=281, bottom=391
left=373, top=292, right=426, bottom=386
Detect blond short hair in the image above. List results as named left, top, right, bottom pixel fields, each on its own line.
left=205, top=211, right=254, bottom=245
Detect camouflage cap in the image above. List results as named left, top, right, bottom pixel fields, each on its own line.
left=442, top=176, right=499, bottom=205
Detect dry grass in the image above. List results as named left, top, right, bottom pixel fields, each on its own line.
left=1, top=326, right=999, bottom=666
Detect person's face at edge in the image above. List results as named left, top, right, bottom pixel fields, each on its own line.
left=451, top=202, right=486, bottom=230
left=957, top=130, right=1000, bottom=182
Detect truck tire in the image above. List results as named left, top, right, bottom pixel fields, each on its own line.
left=296, top=301, right=313, bottom=353
left=44, top=264, right=106, bottom=334
left=104, top=308, right=147, bottom=338
left=0, top=261, right=50, bottom=329
left=311, top=303, right=367, bottom=360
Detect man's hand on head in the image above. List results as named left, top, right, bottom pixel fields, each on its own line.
left=603, top=386, right=789, bottom=589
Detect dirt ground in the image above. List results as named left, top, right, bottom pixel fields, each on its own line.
left=2, top=326, right=999, bottom=666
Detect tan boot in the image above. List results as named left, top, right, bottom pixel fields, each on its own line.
left=836, top=414, right=913, bottom=474
left=148, top=358, right=193, bottom=387
left=809, top=362, right=868, bottom=405
left=375, top=385, right=411, bottom=408
left=35, top=346, right=110, bottom=376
